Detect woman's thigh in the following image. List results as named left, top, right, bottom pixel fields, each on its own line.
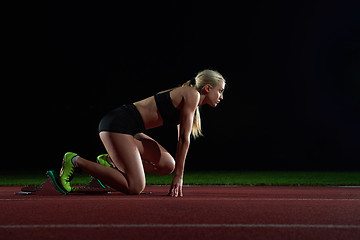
left=99, top=132, right=145, bottom=194
left=134, top=133, right=175, bottom=175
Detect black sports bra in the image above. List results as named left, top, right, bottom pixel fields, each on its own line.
left=154, top=91, right=180, bottom=126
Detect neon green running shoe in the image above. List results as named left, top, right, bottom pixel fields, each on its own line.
left=97, top=154, right=116, bottom=168
left=59, top=152, right=78, bottom=192
left=95, top=154, right=116, bottom=188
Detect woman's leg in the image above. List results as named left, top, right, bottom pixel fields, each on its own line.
left=77, top=132, right=146, bottom=195
left=76, top=158, right=130, bottom=193
left=133, top=133, right=175, bottom=175
left=103, top=133, right=175, bottom=175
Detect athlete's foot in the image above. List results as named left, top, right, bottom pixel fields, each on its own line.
left=59, top=152, right=78, bottom=192
left=97, top=154, right=116, bottom=168
left=94, top=154, right=117, bottom=188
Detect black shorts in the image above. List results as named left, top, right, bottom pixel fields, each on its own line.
left=98, top=104, right=145, bottom=135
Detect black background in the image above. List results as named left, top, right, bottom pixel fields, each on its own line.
left=6, top=1, right=360, bottom=171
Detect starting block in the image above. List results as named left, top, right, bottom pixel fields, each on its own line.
left=17, top=170, right=114, bottom=195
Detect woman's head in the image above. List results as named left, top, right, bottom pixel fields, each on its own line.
left=182, top=69, right=226, bottom=138
left=193, top=69, right=226, bottom=92
left=189, top=69, right=226, bottom=107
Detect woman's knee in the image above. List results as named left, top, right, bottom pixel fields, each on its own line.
left=158, top=159, right=175, bottom=175
left=127, top=175, right=146, bottom=195
left=128, top=182, right=145, bottom=195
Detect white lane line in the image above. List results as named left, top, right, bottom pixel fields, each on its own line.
left=1, top=198, right=359, bottom=201
left=0, top=224, right=359, bottom=229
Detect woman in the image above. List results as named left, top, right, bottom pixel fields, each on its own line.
left=60, top=69, right=226, bottom=197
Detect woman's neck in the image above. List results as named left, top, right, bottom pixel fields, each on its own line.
left=198, top=93, right=207, bottom=106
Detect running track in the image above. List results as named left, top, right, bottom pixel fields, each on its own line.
left=1, top=186, right=359, bottom=240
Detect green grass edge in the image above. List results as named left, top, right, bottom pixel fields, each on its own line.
left=1, top=171, right=359, bottom=187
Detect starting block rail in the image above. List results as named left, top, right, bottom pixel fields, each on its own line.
left=16, top=170, right=114, bottom=195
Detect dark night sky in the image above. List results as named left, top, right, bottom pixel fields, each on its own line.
left=7, top=1, right=360, bottom=171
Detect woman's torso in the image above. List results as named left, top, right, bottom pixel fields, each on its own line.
left=133, top=86, right=197, bottom=130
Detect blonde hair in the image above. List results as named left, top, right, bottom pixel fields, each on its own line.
left=182, top=69, right=226, bottom=139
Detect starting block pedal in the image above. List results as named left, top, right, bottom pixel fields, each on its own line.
left=16, top=170, right=114, bottom=195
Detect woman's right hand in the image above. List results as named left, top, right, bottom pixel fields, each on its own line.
left=168, top=175, right=183, bottom=197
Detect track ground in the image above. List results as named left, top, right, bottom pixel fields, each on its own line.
left=1, top=186, right=359, bottom=240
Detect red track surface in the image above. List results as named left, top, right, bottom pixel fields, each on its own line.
left=1, top=186, right=359, bottom=240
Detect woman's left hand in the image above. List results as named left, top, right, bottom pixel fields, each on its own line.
left=168, top=175, right=183, bottom=197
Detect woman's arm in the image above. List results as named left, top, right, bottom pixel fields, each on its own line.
left=168, top=91, right=199, bottom=197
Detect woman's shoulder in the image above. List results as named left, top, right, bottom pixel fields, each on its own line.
left=173, top=86, right=199, bottom=98
left=171, top=86, right=200, bottom=108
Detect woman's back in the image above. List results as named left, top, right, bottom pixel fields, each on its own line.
left=133, top=86, right=199, bottom=130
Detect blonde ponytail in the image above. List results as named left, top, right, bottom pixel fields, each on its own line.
left=181, top=80, right=202, bottom=138
left=192, top=107, right=202, bottom=139
left=183, top=69, right=225, bottom=139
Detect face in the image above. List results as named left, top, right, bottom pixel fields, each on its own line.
left=205, top=80, right=225, bottom=107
